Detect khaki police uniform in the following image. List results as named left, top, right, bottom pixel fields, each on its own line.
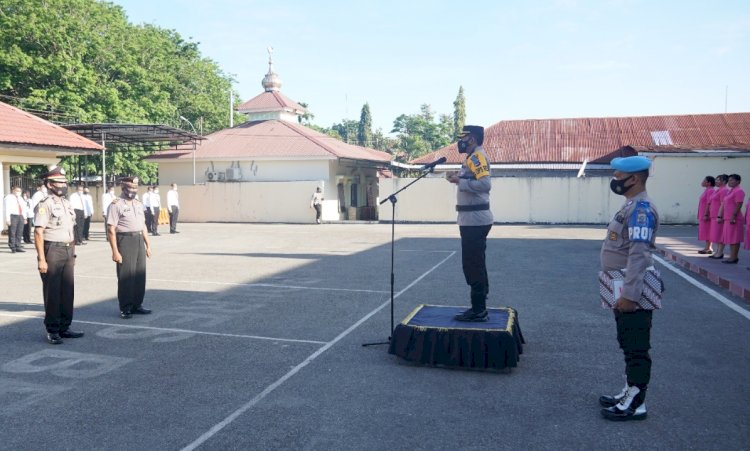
left=34, top=194, right=77, bottom=334
left=456, top=145, right=493, bottom=313
left=107, top=195, right=148, bottom=314
left=600, top=190, right=660, bottom=389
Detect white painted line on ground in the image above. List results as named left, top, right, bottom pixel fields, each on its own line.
left=399, top=249, right=455, bottom=253
left=653, top=255, right=750, bottom=320
left=0, top=312, right=327, bottom=344
left=0, top=270, right=388, bottom=294
left=181, top=251, right=457, bottom=451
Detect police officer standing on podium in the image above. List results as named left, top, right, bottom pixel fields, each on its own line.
left=446, top=125, right=493, bottom=322
left=107, top=177, right=153, bottom=319
left=598, top=156, right=661, bottom=421
left=34, top=167, right=84, bottom=344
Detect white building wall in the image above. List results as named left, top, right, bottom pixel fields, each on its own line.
left=157, top=159, right=333, bottom=185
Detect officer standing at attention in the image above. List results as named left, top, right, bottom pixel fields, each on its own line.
left=106, top=177, right=153, bottom=319
left=446, top=125, right=493, bottom=322
left=33, top=167, right=84, bottom=344
left=150, top=185, right=162, bottom=236
left=599, top=156, right=661, bottom=421
left=142, top=185, right=153, bottom=234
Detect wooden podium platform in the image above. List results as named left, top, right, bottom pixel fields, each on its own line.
left=388, top=305, right=524, bottom=371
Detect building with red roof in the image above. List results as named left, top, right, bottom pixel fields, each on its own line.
left=1, top=100, right=103, bottom=231
left=148, top=52, right=391, bottom=221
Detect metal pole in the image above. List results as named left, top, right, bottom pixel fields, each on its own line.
left=101, top=131, right=106, bottom=189
left=193, top=141, right=196, bottom=185
left=229, top=90, right=234, bottom=128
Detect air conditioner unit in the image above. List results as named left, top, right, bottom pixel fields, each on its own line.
left=225, top=167, right=242, bottom=181
left=206, top=171, right=219, bottom=182
left=217, top=171, right=226, bottom=182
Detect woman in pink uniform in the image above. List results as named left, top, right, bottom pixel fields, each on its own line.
left=708, top=174, right=729, bottom=259
left=718, top=174, right=745, bottom=264
left=697, top=176, right=715, bottom=254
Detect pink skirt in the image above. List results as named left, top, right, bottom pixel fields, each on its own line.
left=709, top=218, right=724, bottom=243
left=722, top=217, right=745, bottom=245
left=698, top=217, right=711, bottom=241
left=745, top=209, right=750, bottom=250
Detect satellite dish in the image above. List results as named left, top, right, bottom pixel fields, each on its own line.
left=577, top=159, right=588, bottom=178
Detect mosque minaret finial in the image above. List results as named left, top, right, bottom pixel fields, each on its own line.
left=262, top=46, right=282, bottom=92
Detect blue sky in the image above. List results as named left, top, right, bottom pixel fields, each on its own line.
left=112, top=0, right=750, bottom=134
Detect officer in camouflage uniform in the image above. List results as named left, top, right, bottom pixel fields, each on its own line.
left=33, top=167, right=85, bottom=344
left=106, top=177, right=153, bottom=319
left=598, top=156, right=661, bottom=421
left=446, top=125, right=493, bottom=322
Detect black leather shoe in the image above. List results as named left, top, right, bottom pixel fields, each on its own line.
left=132, top=307, right=152, bottom=315
left=454, top=308, right=489, bottom=322
left=15, top=247, right=26, bottom=252
left=120, top=311, right=132, bottom=319
left=60, top=329, right=84, bottom=338
left=599, top=384, right=628, bottom=407
left=46, top=333, right=63, bottom=344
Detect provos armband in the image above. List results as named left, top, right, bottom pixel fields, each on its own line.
left=466, top=152, right=490, bottom=179
left=628, top=200, right=655, bottom=243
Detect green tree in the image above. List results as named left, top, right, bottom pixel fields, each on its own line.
left=453, top=86, right=466, bottom=137
left=297, top=101, right=315, bottom=125
left=0, top=0, right=237, bottom=184
left=357, top=102, right=372, bottom=146
left=331, top=119, right=359, bottom=144
left=391, top=104, right=454, bottom=160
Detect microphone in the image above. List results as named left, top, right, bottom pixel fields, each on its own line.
left=421, top=157, right=447, bottom=170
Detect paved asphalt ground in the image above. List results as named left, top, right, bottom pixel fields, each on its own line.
left=0, top=223, right=748, bottom=450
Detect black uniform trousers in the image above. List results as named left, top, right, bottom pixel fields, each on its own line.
left=614, top=309, right=653, bottom=389
left=116, top=233, right=146, bottom=313
left=151, top=207, right=160, bottom=234
left=83, top=216, right=91, bottom=240
left=8, top=214, right=23, bottom=250
left=144, top=209, right=153, bottom=233
left=169, top=207, right=179, bottom=233
left=40, top=243, right=75, bottom=333
left=459, top=224, right=492, bottom=312
left=73, top=209, right=84, bottom=244
left=23, top=218, right=33, bottom=243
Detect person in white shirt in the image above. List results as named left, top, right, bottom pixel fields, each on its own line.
left=82, top=187, right=94, bottom=241
left=143, top=185, right=153, bottom=235
left=150, top=185, right=162, bottom=236
left=4, top=186, right=27, bottom=253
left=30, top=182, right=47, bottom=212
left=102, top=185, right=116, bottom=233
left=69, top=183, right=86, bottom=245
left=22, top=190, right=34, bottom=243
left=167, top=183, right=180, bottom=234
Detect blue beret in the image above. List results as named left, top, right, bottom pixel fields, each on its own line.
left=610, top=156, right=651, bottom=173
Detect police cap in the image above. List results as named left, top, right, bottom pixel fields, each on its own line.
left=610, top=156, right=651, bottom=173
left=458, top=125, right=484, bottom=145
left=42, top=166, right=67, bottom=182
left=119, top=176, right=139, bottom=188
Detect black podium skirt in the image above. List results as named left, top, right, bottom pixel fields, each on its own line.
left=388, top=305, right=524, bottom=371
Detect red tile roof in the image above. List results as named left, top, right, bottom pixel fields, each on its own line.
left=235, top=91, right=307, bottom=114
left=0, top=101, right=103, bottom=151
left=148, top=120, right=391, bottom=164
left=412, top=113, right=750, bottom=164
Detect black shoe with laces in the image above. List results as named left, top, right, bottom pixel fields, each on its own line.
left=601, top=386, right=647, bottom=421
left=454, top=308, right=489, bottom=322
left=599, top=383, right=628, bottom=408
left=46, top=333, right=63, bottom=344
left=60, top=329, right=84, bottom=338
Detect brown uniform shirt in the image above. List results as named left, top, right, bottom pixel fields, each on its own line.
left=106, top=196, right=146, bottom=233
left=33, top=195, right=76, bottom=242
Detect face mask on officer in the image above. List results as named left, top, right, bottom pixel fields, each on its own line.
left=610, top=175, right=634, bottom=195
left=457, top=136, right=473, bottom=154
left=48, top=183, right=67, bottom=197
left=123, top=187, right=137, bottom=199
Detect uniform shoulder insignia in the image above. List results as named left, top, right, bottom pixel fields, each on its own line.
left=466, top=151, right=490, bottom=179
left=628, top=200, right=655, bottom=243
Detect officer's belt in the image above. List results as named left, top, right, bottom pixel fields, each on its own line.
left=45, top=241, right=74, bottom=247
left=116, top=231, right=142, bottom=236
left=456, top=203, right=490, bottom=212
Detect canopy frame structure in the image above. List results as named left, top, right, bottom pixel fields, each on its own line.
left=62, top=123, right=205, bottom=185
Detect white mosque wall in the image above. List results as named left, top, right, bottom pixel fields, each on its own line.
left=156, top=159, right=333, bottom=185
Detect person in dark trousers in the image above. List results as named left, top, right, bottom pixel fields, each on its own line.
left=598, top=156, right=662, bottom=421
left=69, top=183, right=86, bottom=245
left=107, top=177, right=153, bottom=319
left=4, top=185, right=27, bottom=253
left=22, top=190, right=33, bottom=244
left=33, top=167, right=84, bottom=344
left=446, top=125, right=493, bottom=322
left=310, top=187, right=324, bottom=224
left=167, top=183, right=180, bottom=233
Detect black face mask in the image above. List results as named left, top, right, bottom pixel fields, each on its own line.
left=610, top=176, right=634, bottom=195
left=457, top=140, right=469, bottom=153
left=123, top=189, right=136, bottom=199
left=49, top=185, right=68, bottom=197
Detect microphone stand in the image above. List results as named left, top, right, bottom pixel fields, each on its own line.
left=363, top=165, right=436, bottom=347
